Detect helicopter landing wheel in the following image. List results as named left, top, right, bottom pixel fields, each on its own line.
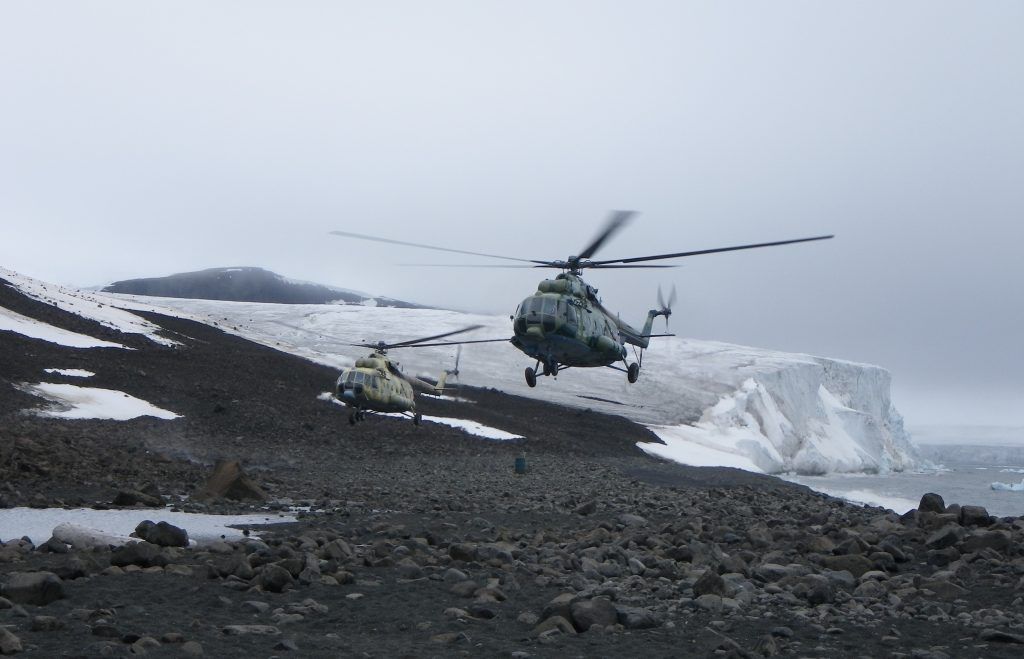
left=413, top=412, right=421, bottom=426
left=525, top=367, right=537, bottom=388
left=627, top=362, right=640, bottom=384
left=348, top=411, right=358, bottom=425
left=358, top=411, right=366, bottom=421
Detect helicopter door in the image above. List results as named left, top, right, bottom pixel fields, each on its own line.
left=561, top=300, right=579, bottom=337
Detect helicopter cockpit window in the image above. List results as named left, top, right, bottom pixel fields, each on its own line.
left=541, top=297, right=557, bottom=332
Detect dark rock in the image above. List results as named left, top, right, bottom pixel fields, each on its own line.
left=570, top=597, right=618, bottom=631
left=194, top=460, right=267, bottom=502
left=925, top=524, right=966, bottom=550
left=693, top=569, right=727, bottom=597
left=448, top=543, right=476, bottom=562
left=918, top=493, right=945, bottom=514
left=615, top=605, right=660, bottom=630
left=533, top=615, right=576, bottom=636
left=0, top=628, right=22, bottom=655
left=960, top=505, right=992, bottom=527
left=258, top=564, right=293, bottom=593
left=112, top=490, right=162, bottom=507
left=820, top=554, right=873, bottom=578
left=135, top=520, right=189, bottom=547
left=31, top=615, right=64, bottom=631
left=960, top=530, right=1011, bottom=554
left=979, top=629, right=1024, bottom=644
left=1, top=571, right=65, bottom=606
left=574, top=500, right=597, bottom=516
left=110, top=542, right=167, bottom=568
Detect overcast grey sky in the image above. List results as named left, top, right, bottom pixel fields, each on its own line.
left=2, top=2, right=1022, bottom=426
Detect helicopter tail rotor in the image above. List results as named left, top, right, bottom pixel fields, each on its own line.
left=656, top=284, right=677, bottom=329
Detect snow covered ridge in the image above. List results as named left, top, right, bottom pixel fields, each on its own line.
left=132, top=298, right=917, bottom=476
left=1, top=267, right=178, bottom=346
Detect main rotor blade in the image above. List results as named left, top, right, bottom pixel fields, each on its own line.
left=386, top=324, right=485, bottom=348
left=588, top=264, right=678, bottom=269
left=389, top=338, right=511, bottom=348
left=398, top=263, right=541, bottom=268
left=578, top=210, right=636, bottom=260
left=589, top=234, right=834, bottom=266
left=330, top=230, right=544, bottom=264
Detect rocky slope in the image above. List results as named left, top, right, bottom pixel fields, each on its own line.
left=2, top=273, right=1024, bottom=657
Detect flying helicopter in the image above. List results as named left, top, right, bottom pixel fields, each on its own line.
left=335, top=325, right=479, bottom=425
left=331, top=211, right=832, bottom=387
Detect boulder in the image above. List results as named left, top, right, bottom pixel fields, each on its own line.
left=692, top=569, right=727, bottom=597
left=0, top=628, right=22, bottom=655
left=961, top=530, right=1011, bottom=554
left=112, top=490, right=162, bottom=508
left=821, top=554, right=874, bottom=579
left=1, top=571, right=65, bottom=606
left=258, top=565, right=293, bottom=593
left=569, top=597, right=618, bottom=631
left=194, top=460, right=267, bottom=502
left=616, top=605, right=660, bottom=629
left=925, top=524, right=966, bottom=550
left=960, top=505, right=992, bottom=527
left=134, top=521, right=189, bottom=547
left=533, top=615, right=576, bottom=637
left=918, top=493, right=946, bottom=514
left=110, top=542, right=167, bottom=568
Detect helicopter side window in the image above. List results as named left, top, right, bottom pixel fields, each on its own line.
left=562, top=302, right=579, bottom=337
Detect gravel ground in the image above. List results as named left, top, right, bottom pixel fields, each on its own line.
left=2, top=276, right=1024, bottom=658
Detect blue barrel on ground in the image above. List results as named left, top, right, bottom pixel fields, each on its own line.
left=515, top=455, right=527, bottom=474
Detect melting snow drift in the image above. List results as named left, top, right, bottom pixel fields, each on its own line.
left=20, top=383, right=180, bottom=420
left=0, top=508, right=295, bottom=546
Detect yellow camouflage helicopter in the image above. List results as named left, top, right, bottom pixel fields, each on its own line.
left=331, top=211, right=832, bottom=387
left=336, top=326, right=476, bottom=425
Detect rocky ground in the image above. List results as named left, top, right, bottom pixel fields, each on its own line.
left=2, top=276, right=1024, bottom=657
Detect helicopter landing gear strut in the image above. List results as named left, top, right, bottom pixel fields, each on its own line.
left=526, top=358, right=565, bottom=387
left=413, top=412, right=422, bottom=426
left=348, top=409, right=366, bottom=425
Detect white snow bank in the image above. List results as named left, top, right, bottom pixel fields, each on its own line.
left=19, top=383, right=180, bottom=420
left=991, top=479, right=1024, bottom=492
left=0, top=508, right=295, bottom=546
left=0, top=307, right=126, bottom=348
left=44, top=368, right=95, bottom=377
left=419, top=415, right=522, bottom=441
left=1, top=267, right=178, bottom=346
left=640, top=425, right=766, bottom=472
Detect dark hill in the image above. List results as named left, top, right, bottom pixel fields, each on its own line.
left=101, top=266, right=424, bottom=307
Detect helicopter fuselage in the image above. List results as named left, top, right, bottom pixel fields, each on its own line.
left=335, top=354, right=417, bottom=415
left=510, top=272, right=661, bottom=372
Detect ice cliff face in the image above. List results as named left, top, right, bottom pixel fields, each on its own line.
left=643, top=345, right=918, bottom=475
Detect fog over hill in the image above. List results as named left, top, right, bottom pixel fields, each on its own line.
left=101, top=267, right=425, bottom=308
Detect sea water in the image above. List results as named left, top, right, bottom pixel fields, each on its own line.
left=783, top=426, right=1024, bottom=518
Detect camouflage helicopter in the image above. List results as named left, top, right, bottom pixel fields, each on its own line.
left=331, top=211, right=832, bottom=387
left=336, top=326, right=478, bottom=425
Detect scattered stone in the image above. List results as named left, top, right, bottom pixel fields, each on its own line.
left=0, top=628, right=22, bottom=655
left=222, top=625, right=281, bottom=636
left=978, top=629, right=1024, bottom=644
left=1, top=571, right=65, bottom=606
